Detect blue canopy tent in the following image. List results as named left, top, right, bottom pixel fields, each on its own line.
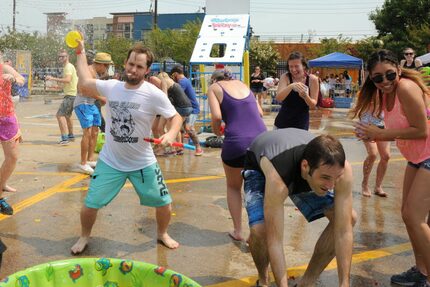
left=309, top=52, right=363, bottom=108
left=308, top=52, right=363, bottom=69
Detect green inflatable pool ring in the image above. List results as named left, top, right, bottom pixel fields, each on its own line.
left=0, top=258, right=201, bottom=287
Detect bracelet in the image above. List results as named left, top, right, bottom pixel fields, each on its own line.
left=76, top=50, right=85, bottom=55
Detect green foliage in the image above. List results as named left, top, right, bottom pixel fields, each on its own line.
left=143, top=19, right=202, bottom=63
left=354, top=36, right=385, bottom=63
left=249, top=38, right=280, bottom=76
left=369, top=0, right=430, bottom=55
left=0, top=29, right=63, bottom=68
left=94, top=36, right=133, bottom=69
left=311, top=36, right=353, bottom=57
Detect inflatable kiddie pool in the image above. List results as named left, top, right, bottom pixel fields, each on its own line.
left=0, top=258, right=201, bottom=287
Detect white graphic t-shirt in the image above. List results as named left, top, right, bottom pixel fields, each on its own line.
left=96, top=79, right=176, bottom=171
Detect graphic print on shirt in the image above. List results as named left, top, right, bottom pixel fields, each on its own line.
left=110, top=101, right=140, bottom=143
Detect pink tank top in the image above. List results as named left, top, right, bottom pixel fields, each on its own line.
left=383, top=91, right=430, bottom=164
left=0, top=64, right=15, bottom=117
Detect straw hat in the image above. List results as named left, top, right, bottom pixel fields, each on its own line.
left=94, top=52, right=113, bottom=64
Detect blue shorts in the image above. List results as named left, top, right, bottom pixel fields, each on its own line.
left=408, top=157, right=430, bottom=171
left=85, top=160, right=172, bottom=209
left=74, top=104, right=101, bottom=129
left=243, top=169, right=335, bottom=226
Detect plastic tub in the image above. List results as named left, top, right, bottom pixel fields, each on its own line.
left=0, top=258, right=201, bottom=287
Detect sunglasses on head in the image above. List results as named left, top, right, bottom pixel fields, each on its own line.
left=371, top=71, right=397, bottom=84
left=404, top=52, right=414, bottom=56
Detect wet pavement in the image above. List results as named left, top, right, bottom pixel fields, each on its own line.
left=0, top=95, right=414, bottom=286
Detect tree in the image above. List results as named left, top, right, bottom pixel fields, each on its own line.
left=249, top=38, right=280, bottom=76
left=94, top=36, right=133, bottom=70
left=369, top=0, right=430, bottom=55
left=143, top=19, right=202, bottom=63
left=354, top=36, right=385, bottom=63
left=310, top=36, right=353, bottom=57
left=0, top=29, right=64, bottom=68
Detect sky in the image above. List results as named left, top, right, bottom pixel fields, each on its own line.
left=0, top=0, right=386, bottom=42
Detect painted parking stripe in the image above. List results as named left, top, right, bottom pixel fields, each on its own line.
left=205, top=242, right=412, bottom=287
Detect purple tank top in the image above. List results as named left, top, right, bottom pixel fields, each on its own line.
left=218, top=83, right=267, bottom=160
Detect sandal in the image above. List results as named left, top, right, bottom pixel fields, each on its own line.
left=374, top=190, right=387, bottom=197
left=254, top=280, right=269, bottom=287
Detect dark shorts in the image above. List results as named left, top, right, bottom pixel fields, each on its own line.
left=408, top=157, right=430, bottom=171
left=56, top=95, right=75, bottom=117
left=251, top=87, right=264, bottom=94
left=222, top=154, right=246, bottom=168
left=243, top=169, right=335, bottom=226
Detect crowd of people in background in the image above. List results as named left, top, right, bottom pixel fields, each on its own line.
left=1, top=40, right=430, bottom=287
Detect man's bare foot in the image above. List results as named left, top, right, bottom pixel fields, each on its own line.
left=71, top=237, right=89, bottom=255
left=2, top=185, right=17, bottom=192
left=157, top=233, right=179, bottom=249
left=361, top=185, right=371, bottom=197
left=228, top=231, right=244, bottom=241
left=374, top=187, right=387, bottom=197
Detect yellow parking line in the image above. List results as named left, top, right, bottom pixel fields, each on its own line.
left=0, top=174, right=88, bottom=221
left=15, top=171, right=78, bottom=176
left=205, top=242, right=412, bottom=287
left=59, top=175, right=225, bottom=193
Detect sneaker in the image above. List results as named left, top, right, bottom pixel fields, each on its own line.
left=68, top=134, right=75, bottom=142
left=78, top=164, right=94, bottom=175
left=413, top=280, right=430, bottom=287
left=58, top=139, right=69, bottom=145
left=0, top=198, right=13, bottom=215
left=195, top=148, right=204, bottom=156
left=391, top=266, right=427, bottom=286
left=176, top=149, right=184, bottom=155
left=87, top=161, right=97, bottom=168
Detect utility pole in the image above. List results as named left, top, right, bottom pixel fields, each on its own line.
left=13, top=0, right=16, bottom=32
left=153, top=0, right=158, bottom=30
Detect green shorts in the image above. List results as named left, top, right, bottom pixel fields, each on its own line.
left=85, top=160, right=172, bottom=209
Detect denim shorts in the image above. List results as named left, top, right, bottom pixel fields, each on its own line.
left=186, top=113, right=198, bottom=127
left=408, top=157, right=430, bottom=171
left=85, top=160, right=172, bottom=209
left=176, top=106, right=193, bottom=117
left=243, top=169, right=335, bottom=226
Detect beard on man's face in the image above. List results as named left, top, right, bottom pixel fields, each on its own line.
left=123, top=72, right=144, bottom=85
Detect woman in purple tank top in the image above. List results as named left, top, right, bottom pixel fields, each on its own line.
left=207, top=70, right=267, bottom=241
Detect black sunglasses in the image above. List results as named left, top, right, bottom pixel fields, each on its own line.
left=404, top=52, right=414, bottom=56
left=371, top=71, right=397, bottom=84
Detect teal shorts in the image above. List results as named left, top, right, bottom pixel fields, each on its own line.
left=85, top=160, right=172, bottom=209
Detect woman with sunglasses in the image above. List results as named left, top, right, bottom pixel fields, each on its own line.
left=400, top=48, right=423, bottom=70
left=354, top=49, right=430, bottom=287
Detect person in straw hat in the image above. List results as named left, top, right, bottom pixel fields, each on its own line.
left=73, top=52, right=112, bottom=175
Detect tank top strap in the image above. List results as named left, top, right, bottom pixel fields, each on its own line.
left=287, top=72, right=293, bottom=83
left=216, top=82, right=225, bottom=91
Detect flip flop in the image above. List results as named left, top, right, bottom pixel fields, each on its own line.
left=254, top=280, right=269, bottom=287
left=374, top=190, right=387, bottom=197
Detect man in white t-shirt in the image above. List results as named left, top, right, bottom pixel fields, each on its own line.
left=70, top=39, right=183, bottom=254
